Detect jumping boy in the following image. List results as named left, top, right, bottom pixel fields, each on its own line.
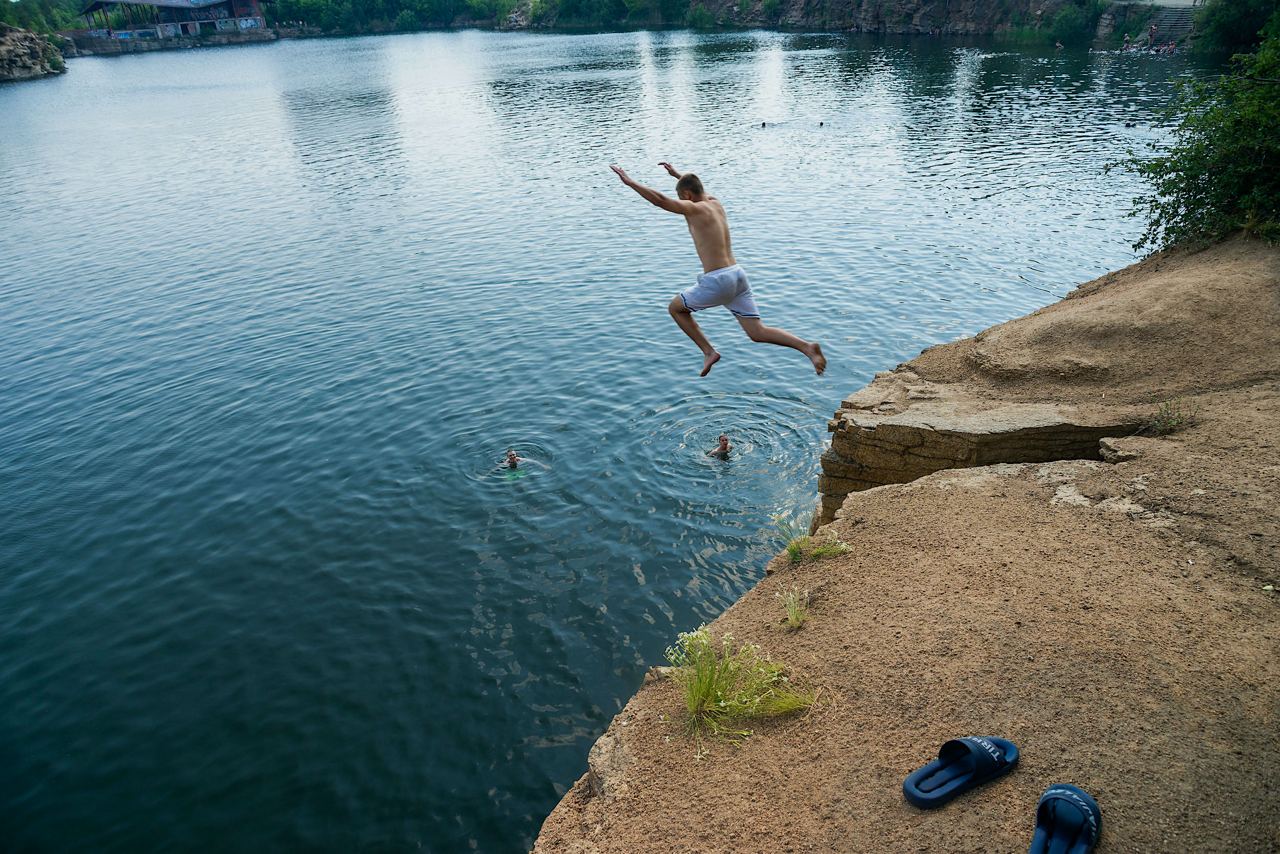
left=609, top=162, right=826, bottom=377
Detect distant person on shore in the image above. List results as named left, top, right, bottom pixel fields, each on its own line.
left=608, top=162, right=826, bottom=377
left=1123, top=32, right=1130, bottom=50
left=707, top=434, right=733, bottom=459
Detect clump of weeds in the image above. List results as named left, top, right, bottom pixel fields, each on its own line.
left=804, top=539, right=850, bottom=561
left=1143, top=399, right=1198, bottom=436
left=777, top=584, right=810, bottom=630
left=664, top=627, right=813, bottom=742
left=772, top=512, right=849, bottom=564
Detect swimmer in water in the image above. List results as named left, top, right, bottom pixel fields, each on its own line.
left=706, top=434, right=732, bottom=459
left=501, top=449, right=547, bottom=470
left=609, top=162, right=826, bottom=377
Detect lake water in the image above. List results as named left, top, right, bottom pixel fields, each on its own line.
left=1, top=30, right=1195, bottom=852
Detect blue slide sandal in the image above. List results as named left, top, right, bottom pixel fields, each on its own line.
left=902, top=736, right=1019, bottom=809
left=1029, top=784, right=1102, bottom=854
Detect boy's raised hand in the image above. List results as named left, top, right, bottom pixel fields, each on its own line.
left=609, top=164, right=631, bottom=184
left=658, top=161, right=681, bottom=178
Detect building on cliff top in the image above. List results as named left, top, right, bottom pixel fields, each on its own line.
left=76, top=0, right=266, bottom=40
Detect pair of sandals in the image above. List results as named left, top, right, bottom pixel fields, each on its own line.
left=902, top=736, right=1102, bottom=853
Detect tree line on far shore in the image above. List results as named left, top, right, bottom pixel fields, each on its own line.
left=1, top=0, right=82, bottom=34
left=0, top=0, right=1272, bottom=54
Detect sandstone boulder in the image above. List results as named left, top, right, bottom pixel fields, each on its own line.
left=0, top=24, right=65, bottom=83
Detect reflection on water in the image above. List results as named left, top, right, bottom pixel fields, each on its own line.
left=0, top=30, right=1199, bottom=853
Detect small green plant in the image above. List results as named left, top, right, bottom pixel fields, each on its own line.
left=771, top=512, right=807, bottom=541
left=664, top=627, right=813, bottom=740
left=1144, top=399, right=1199, bottom=436
left=777, top=584, right=810, bottom=630
left=771, top=512, right=809, bottom=563
left=772, top=513, right=849, bottom=563
left=806, top=539, right=850, bottom=561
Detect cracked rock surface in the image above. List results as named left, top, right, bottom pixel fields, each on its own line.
left=820, top=237, right=1280, bottom=525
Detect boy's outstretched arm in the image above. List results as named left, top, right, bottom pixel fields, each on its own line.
left=610, top=165, right=695, bottom=215
left=658, top=161, right=683, bottom=179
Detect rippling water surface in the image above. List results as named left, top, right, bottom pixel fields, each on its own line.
left=1, top=31, right=1196, bottom=851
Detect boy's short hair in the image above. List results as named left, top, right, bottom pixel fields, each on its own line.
left=676, top=173, right=704, bottom=197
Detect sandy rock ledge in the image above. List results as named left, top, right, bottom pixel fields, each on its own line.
left=534, top=238, right=1280, bottom=853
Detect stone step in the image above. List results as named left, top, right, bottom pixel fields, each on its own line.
left=1148, top=6, right=1196, bottom=42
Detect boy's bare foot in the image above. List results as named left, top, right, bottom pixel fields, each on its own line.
left=806, top=342, right=826, bottom=375
left=700, top=351, right=721, bottom=377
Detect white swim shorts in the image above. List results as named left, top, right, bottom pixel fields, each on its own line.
left=678, top=264, right=760, bottom=318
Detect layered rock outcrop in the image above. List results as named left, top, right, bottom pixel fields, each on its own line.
left=0, top=24, right=65, bottom=82
left=818, top=237, right=1280, bottom=525
left=819, top=372, right=1143, bottom=524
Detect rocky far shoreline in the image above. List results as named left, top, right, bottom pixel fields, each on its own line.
left=0, top=23, right=66, bottom=82
left=0, top=1, right=1179, bottom=83
left=534, top=236, right=1280, bottom=852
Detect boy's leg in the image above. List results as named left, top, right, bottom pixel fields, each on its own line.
left=669, top=296, right=721, bottom=376
left=735, top=316, right=826, bottom=375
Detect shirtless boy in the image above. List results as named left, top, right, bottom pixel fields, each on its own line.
left=609, top=162, right=826, bottom=377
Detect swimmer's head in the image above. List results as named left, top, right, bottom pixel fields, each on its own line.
left=718, top=434, right=728, bottom=445
left=506, top=449, right=519, bottom=466
left=676, top=173, right=705, bottom=201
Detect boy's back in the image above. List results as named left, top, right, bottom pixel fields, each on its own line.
left=683, top=198, right=735, bottom=274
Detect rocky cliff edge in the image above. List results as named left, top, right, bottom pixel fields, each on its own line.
left=534, top=236, right=1280, bottom=853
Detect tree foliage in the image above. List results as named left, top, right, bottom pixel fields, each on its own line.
left=0, top=0, right=83, bottom=33
left=996, top=0, right=1105, bottom=47
left=1125, top=24, right=1280, bottom=251
left=1050, top=0, right=1105, bottom=46
left=1194, top=0, right=1280, bottom=55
